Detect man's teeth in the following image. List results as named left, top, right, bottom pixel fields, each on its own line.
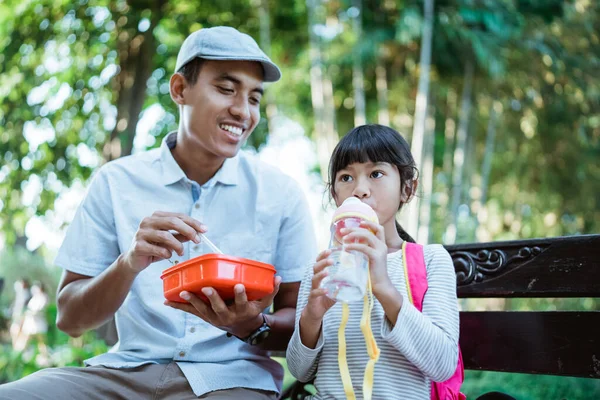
left=220, top=124, right=243, bottom=136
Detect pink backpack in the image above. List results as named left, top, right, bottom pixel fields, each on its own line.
left=403, top=242, right=466, bottom=400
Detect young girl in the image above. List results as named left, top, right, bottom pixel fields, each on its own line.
left=286, top=124, right=460, bottom=399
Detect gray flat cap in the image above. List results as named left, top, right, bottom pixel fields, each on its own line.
left=175, top=26, right=281, bottom=82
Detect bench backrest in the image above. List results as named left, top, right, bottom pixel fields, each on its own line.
left=446, top=234, right=600, bottom=379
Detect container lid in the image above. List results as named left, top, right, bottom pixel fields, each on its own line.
left=160, top=253, right=275, bottom=279
left=332, top=197, right=378, bottom=223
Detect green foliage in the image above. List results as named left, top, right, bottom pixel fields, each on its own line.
left=0, top=248, right=61, bottom=311
left=1, top=0, right=598, bottom=246
left=0, top=0, right=117, bottom=243
left=0, top=1, right=599, bottom=396
left=0, top=331, right=108, bottom=384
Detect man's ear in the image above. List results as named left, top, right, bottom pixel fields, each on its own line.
left=170, top=73, right=187, bottom=105
left=401, top=179, right=418, bottom=203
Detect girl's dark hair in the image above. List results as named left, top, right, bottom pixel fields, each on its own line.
left=328, top=124, right=418, bottom=243
left=178, top=58, right=205, bottom=86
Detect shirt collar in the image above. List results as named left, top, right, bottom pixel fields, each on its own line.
left=159, top=132, right=239, bottom=187
left=159, top=132, right=187, bottom=186
left=211, top=153, right=239, bottom=187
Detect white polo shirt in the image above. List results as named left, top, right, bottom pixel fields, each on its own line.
left=55, top=132, right=318, bottom=396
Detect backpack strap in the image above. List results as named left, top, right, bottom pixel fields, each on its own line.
left=403, top=242, right=467, bottom=400
left=402, top=241, right=428, bottom=311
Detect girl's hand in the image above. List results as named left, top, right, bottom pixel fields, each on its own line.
left=301, top=249, right=337, bottom=324
left=340, top=221, right=393, bottom=296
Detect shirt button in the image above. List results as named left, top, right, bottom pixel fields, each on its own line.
left=195, top=203, right=200, bottom=209
left=192, top=245, right=200, bottom=252
left=190, top=327, right=196, bottom=333
left=179, top=351, right=186, bottom=357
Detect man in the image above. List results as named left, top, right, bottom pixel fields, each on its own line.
left=0, top=26, right=317, bottom=399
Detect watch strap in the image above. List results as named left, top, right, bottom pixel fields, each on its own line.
left=226, top=313, right=270, bottom=345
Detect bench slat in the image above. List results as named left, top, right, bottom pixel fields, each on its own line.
left=460, top=311, right=600, bottom=378
left=446, top=234, right=600, bottom=298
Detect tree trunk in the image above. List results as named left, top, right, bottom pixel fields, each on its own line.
left=475, top=101, right=500, bottom=240
left=442, top=89, right=457, bottom=186
left=462, top=124, right=476, bottom=242
left=307, top=0, right=330, bottom=180
left=376, top=62, right=389, bottom=125
left=417, top=98, right=436, bottom=244
left=374, top=2, right=389, bottom=126
left=446, top=59, right=474, bottom=244
left=321, top=11, right=337, bottom=175
left=259, top=0, right=277, bottom=134
left=104, top=0, right=163, bottom=161
left=480, top=101, right=500, bottom=207
left=352, top=0, right=366, bottom=126
left=402, top=0, right=434, bottom=237
left=440, top=89, right=457, bottom=236
left=323, top=74, right=337, bottom=160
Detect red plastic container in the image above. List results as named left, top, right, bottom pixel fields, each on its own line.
left=161, top=253, right=276, bottom=303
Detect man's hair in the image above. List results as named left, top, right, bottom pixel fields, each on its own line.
left=178, top=58, right=204, bottom=86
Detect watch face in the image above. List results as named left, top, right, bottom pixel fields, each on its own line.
left=249, top=327, right=270, bottom=345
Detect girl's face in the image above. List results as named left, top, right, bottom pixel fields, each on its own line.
left=333, top=161, right=405, bottom=229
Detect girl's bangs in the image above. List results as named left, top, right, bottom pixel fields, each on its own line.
left=332, top=130, right=398, bottom=172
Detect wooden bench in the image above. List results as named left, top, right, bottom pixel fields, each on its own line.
left=278, top=234, right=600, bottom=398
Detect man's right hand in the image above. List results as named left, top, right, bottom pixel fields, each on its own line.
left=57, top=212, right=206, bottom=337
left=122, top=211, right=207, bottom=274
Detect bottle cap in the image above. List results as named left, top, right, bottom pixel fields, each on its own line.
left=332, top=197, right=378, bottom=224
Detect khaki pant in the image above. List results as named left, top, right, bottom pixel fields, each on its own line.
left=0, top=363, right=278, bottom=400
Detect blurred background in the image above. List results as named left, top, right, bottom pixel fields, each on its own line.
left=0, top=0, right=599, bottom=398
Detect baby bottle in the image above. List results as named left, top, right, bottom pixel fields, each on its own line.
left=320, top=197, right=379, bottom=302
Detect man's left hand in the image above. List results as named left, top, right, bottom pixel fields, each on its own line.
left=164, top=276, right=282, bottom=338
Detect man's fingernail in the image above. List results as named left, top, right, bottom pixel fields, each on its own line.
left=200, top=224, right=208, bottom=231
left=235, top=285, right=244, bottom=294
left=202, top=288, right=213, bottom=296
left=180, top=291, right=190, bottom=300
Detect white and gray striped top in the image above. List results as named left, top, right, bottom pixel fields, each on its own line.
left=286, top=244, right=460, bottom=400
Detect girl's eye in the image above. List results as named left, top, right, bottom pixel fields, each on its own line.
left=371, top=170, right=384, bottom=179
left=340, top=174, right=353, bottom=182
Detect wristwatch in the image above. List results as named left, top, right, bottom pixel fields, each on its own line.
left=227, top=313, right=271, bottom=345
